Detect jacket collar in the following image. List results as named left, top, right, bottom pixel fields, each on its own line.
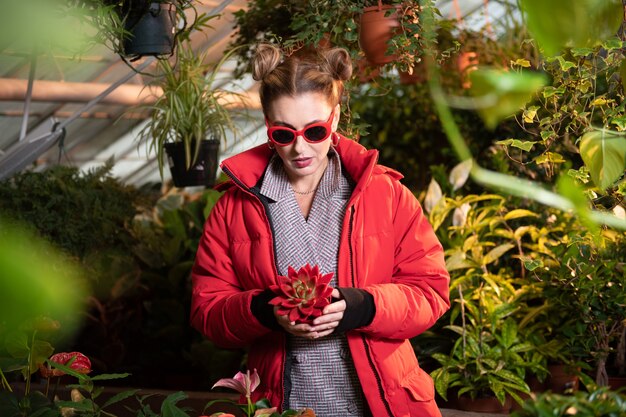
left=218, top=134, right=392, bottom=193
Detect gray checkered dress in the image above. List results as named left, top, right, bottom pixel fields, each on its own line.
left=259, top=151, right=367, bottom=417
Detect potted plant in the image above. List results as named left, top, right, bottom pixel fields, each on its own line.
left=137, top=39, right=244, bottom=187
left=510, top=386, right=626, bottom=417
left=87, top=0, right=212, bottom=59
left=429, top=280, right=534, bottom=412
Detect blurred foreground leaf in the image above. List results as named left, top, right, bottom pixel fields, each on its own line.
left=520, top=0, right=622, bottom=56
left=0, top=219, right=88, bottom=340
left=579, top=130, right=626, bottom=191
left=469, top=69, right=547, bottom=130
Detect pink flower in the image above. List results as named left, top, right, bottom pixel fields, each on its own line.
left=212, top=369, right=260, bottom=398
left=253, top=407, right=277, bottom=416
left=39, top=352, right=91, bottom=378
left=269, top=264, right=333, bottom=324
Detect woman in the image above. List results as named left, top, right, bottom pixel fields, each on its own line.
left=190, top=44, right=450, bottom=417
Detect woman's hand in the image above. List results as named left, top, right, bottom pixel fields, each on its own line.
left=274, top=289, right=346, bottom=339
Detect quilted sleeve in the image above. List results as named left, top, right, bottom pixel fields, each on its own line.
left=359, top=182, right=450, bottom=340
left=189, top=194, right=273, bottom=349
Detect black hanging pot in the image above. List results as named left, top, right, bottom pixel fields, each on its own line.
left=123, top=2, right=176, bottom=57
left=164, top=139, right=220, bottom=188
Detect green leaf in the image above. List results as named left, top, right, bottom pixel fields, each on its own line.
left=556, top=56, right=576, bottom=71
left=29, top=340, right=54, bottom=374
left=5, top=331, right=29, bottom=358
left=603, top=38, right=624, bottom=51
left=504, top=209, right=539, bottom=220
left=495, top=139, right=536, bottom=152
left=534, top=152, right=566, bottom=164
left=469, top=69, right=547, bottom=130
left=102, top=389, right=140, bottom=409
left=520, top=0, right=623, bottom=56
left=523, top=258, right=543, bottom=271
left=540, top=130, right=554, bottom=141
left=511, top=59, right=531, bottom=67
left=430, top=368, right=450, bottom=400
left=579, top=130, right=626, bottom=190
left=482, top=243, right=515, bottom=265
left=55, top=399, right=97, bottom=411
left=611, top=116, right=626, bottom=131
left=556, top=175, right=599, bottom=238
left=501, top=318, right=518, bottom=349
left=161, top=391, right=191, bottom=417
left=445, top=251, right=474, bottom=272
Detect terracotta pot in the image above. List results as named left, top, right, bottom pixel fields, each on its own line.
left=398, top=61, right=427, bottom=84
left=547, top=364, right=580, bottom=393
left=456, top=395, right=512, bottom=414
left=608, top=375, right=626, bottom=390
left=457, top=51, right=479, bottom=88
left=359, top=1, right=402, bottom=65
left=355, top=57, right=381, bottom=83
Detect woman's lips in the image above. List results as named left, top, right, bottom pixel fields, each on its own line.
left=293, top=157, right=312, bottom=168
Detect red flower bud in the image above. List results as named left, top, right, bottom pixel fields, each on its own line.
left=40, top=352, right=91, bottom=378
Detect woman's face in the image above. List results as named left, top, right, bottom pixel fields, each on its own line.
left=267, top=93, right=339, bottom=182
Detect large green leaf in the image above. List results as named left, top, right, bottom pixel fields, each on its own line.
left=579, top=130, right=626, bottom=190
left=469, top=69, right=547, bottom=130
left=520, top=0, right=623, bottom=56
left=482, top=243, right=515, bottom=265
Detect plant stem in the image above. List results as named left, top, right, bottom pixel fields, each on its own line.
left=45, top=377, right=50, bottom=398
left=0, top=369, right=13, bottom=392
left=52, top=376, right=60, bottom=400
left=25, top=330, right=38, bottom=396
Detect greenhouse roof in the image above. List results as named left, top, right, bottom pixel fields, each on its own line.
left=0, top=0, right=514, bottom=186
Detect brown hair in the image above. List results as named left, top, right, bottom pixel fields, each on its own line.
left=251, top=44, right=352, bottom=116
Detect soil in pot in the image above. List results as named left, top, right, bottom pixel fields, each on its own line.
left=165, top=139, right=220, bottom=188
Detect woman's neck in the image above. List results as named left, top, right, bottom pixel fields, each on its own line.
left=287, top=158, right=328, bottom=194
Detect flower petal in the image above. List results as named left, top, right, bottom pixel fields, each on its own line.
left=250, top=369, right=260, bottom=392
left=212, top=376, right=246, bottom=395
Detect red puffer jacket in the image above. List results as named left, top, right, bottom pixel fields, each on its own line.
left=190, top=137, right=450, bottom=417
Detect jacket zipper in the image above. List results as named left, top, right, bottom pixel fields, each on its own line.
left=221, top=166, right=287, bottom=410
left=348, top=207, right=394, bottom=417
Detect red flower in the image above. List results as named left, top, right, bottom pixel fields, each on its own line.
left=39, top=352, right=91, bottom=378
left=269, top=264, right=333, bottom=324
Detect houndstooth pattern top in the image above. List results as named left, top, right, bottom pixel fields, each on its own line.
left=259, top=150, right=367, bottom=417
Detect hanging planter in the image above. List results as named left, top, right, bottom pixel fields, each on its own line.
left=398, top=60, right=427, bottom=84
left=123, top=2, right=176, bottom=58
left=359, top=0, right=402, bottom=66
left=164, top=139, right=220, bottom=188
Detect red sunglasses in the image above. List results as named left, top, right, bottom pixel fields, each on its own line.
left=266, top=109, right=335, bottom=146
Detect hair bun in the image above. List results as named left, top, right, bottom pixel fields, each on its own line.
left=324, top=47, right=352, bottom=81
left=252, top=43, right=283, bottom=81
